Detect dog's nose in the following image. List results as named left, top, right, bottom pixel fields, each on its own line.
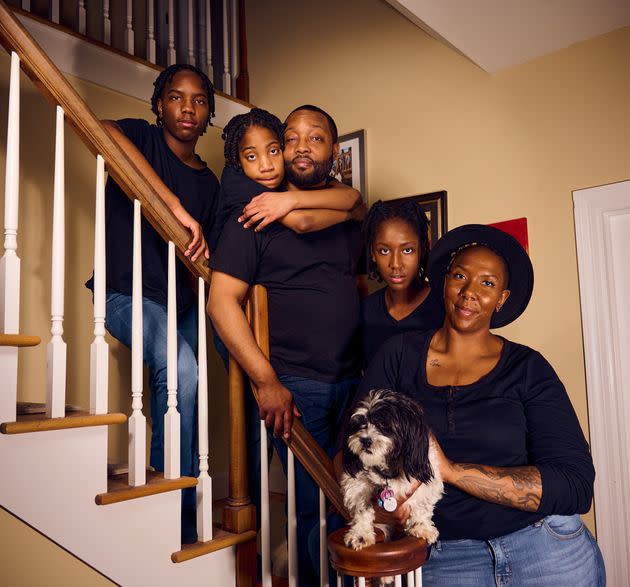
left=360, top=437, right=373, bottom=449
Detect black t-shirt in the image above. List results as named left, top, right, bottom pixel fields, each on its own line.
left=353, top=330, right=595, bottom=540
left=361, top=285, right=445, bottom=365
left=86, top=119, right=220, bottom=313
left=210, top=171, right=363, bottom=382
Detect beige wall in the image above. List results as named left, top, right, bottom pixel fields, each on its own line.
left=246, top=0, right=630, bottom=533
left=0, top=54, right=228, bottom=582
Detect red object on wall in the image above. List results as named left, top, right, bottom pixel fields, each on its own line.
left=488, top=217, right=529, bottom=253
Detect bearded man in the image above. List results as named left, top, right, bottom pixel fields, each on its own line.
left=209, top=105, right=364, bottom=585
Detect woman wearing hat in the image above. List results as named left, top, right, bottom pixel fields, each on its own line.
left=349, top=224, right=605, bottom=585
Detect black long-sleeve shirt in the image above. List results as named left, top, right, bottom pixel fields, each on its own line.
left=355, top=330, right=595, bottom=540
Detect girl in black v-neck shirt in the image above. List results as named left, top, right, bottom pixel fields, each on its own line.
left=361, top=200, right=444, bottom=365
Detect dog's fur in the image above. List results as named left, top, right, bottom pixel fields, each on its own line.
left=341, top=389, right=444, bottom=552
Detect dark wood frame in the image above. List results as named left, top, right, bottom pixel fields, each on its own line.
left=386, top=190, right=448, bottom=247
left=334, top=129, right=366, bottom=196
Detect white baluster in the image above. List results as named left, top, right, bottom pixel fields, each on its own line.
left=0, top=52, right=21, bottom=424
left=222, top=0, right=231, bottom=94
left=167, top=0, right=176, bottom=65
left=77, top=1, right=87, bottom=35
left=146, top=0, right=157, bottom=63
left=90, top=156, right=108, bottom=415
left=128, top=200, right=146, bottom=486
left=103, top=0, right=112, bottom=45
left=46, top=106, right=67, bottom=419
left=206, top=0, right=214, bottom=78
left=164, top=241, right=180, bottom=478
left=394, top=575, right=402, bottom=587
left=196, top=278, right=213, bottom=541
left=203, top=0, right=213, bottom=79
left=406, top=571, right=415, bottom=587
left=288, top=448, right=298, bottom=587
left=187, top=0, right=195, bottom=65
left=319, top=488, right=329, bottom=587
left=336, top=575, right=342, bottom=587
left=260, top=421, right=271, bottom=587
left=20, top=1, right=30, bottom=11
left=49, top=1, right=60, bottom=23
left=414, top=566, right=423, bottom=586
left=124, top=0, right=135, bottom=54
left=230, top=0, right=238, bottom=95
left=357, top=578, right=366, bottom=587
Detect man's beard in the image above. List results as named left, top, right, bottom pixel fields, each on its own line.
left=284, top=154, right=334, bottom=188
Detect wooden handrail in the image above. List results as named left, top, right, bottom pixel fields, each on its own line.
left=247, top=285, right=349, bottom=520
left=0, top=0, right=210, bottom=283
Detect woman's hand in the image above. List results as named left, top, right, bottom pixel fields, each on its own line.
left=373, top=480, right=422, bottom=527
left=171, top=202, right=209, bottom=261
left=430, top=434, right=454, bottom=484
left=239, top=192, right=298, bottom=230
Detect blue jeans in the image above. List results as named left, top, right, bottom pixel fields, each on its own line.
left=247, top=374, right=357, bottom=586
left=105, top=293, right=199, bottom=511
left=423, top=514, right=606, bottom=586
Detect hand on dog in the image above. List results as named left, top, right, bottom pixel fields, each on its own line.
left=372, top=480, right=422, bottom=527
left=430, top=434, right=454, bottom=484
left=258, top=380, right=301, bottom=440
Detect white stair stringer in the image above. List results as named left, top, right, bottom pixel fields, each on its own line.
left=0, top=425, right=235, bottom=586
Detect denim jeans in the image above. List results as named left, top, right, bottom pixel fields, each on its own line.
left=105, top=292, right=199, bottom=511
left=423, top=514, right=606, bottom=586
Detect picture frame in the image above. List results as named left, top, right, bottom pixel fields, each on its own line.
left=332, top=130, right=366, bottom=196
left=385, top=191, right=448, bottom=247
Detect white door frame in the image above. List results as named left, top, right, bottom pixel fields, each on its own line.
left=573, top=179, right=630, bottom=585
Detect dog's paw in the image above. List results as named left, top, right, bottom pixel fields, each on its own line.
left=407, top=521, right=439, bottom=544
left=344, top=527, right=376, bottom=550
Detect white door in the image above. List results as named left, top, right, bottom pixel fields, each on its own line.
left=574, top=180, right=630, bottom=586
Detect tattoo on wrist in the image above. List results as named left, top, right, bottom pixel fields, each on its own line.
left=429, top=359, right=441, bottom=367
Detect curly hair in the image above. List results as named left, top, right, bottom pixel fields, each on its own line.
left=222, top=108, right=285, bottom=169
left=151, top=64, right=215, bottom=129
left=364, top=199, right=431, bottom=282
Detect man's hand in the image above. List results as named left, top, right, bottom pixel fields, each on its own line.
left=171, top=202, right=209, bottom=261
left=373, top=480, right=422, bottom=527
left=257, top=380, right=301, bottom=440
left=239, top=192, right=297, bottom=231
left=349, top=201, right=367, bottom=222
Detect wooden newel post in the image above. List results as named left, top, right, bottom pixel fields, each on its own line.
left=223, top=353, right=256, bottom=533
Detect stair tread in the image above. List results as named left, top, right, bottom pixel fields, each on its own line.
left=0, top=333, right=41, bottom=347
left=171, top=524, right=257, bottom=563
left=96, top=470, right=197, bottom=505
left=0, top=411, right=126, bottom=434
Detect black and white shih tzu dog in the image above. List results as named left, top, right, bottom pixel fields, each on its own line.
left=341, top=389, right=443, bottom=551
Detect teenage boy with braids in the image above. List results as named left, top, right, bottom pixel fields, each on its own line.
left=209, top=105, right=365, bottom=584
left=86, top=64, right=219, bottom=544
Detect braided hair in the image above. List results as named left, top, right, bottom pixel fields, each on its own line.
left=222, top=108, right=284, bottom=169
left=364, top=199, right=431, bottom=282
left=151, top=64, right=215, bottom=129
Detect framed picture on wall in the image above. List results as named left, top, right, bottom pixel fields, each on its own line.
left=386, top=191, right=448, bottom=247
left=332, top=130, right=366, bottom=195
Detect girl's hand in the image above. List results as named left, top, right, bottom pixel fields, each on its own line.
left=239, top=192, right=297, bottom=231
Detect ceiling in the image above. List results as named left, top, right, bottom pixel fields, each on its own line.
left=384, top=0, right=630, bottom=72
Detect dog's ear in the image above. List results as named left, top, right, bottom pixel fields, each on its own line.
left=403, top=414, right=433, bottom=483
left=342, top=444, right=363, bottom=478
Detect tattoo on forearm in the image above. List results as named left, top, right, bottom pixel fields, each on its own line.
left=453, top=464, right=542, bottom=512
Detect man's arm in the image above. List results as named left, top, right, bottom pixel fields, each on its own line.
left=207, top=270, right=299, bottom=439
left=280, top=204, right=366, bottom=233
left=239, top=180, right=363, bottom=231
left=102, top=120, right=208, bottom=261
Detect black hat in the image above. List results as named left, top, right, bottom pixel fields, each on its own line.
left=427, top=224, right=534, bottom=328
